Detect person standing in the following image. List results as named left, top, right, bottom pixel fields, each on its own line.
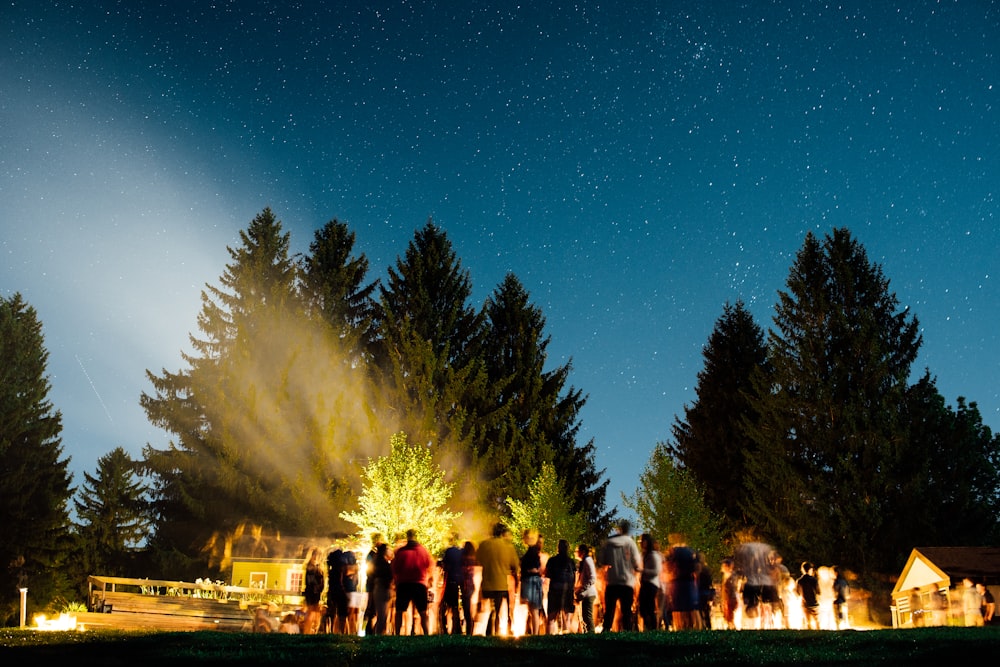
left=520, top=533, right=545, bottom=635
left=976, top=583, right=995, bottom=624
left=665, top=534, right=700, bottom=630
left=833, top=566, right=850, bottom=629
left=720, top=558, right=739, bottom=630
left=962, top=577, right=983, bottom=627
left=367, top=542, right=393, bottom=635
left=598, top=520, right=642, bottom=632
left=796, top=562, right=821, bottom=630
left=476, top=522, right=520, bottom=636
left=342, top=547, right=361, bottom=634
left=460, top=540, right=478, bottom=635
left=637, top=534, right=662, bottom=632
left=575, top=543, right=598, bottom=633
left=325, top=547, right=347, bottom=633
left=438, top=533, right=464, bottom=634
left=363, top=532, right=384, bottom=634
left=544, top=539, right=577, bottom=634
left=302, top=548, right=325, bottom=634
left=392, top=529, right=434, bottom=635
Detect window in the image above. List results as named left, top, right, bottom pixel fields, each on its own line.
left=287, top=568, right=304, bottom=592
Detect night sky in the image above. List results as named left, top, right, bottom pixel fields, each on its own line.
left=3, top=1, right=998, bottom=519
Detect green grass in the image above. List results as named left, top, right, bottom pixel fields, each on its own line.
left=3, top=627, right=1000, bottom=666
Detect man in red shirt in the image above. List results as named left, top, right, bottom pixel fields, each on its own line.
left=391, top=528, right=434, bottom=635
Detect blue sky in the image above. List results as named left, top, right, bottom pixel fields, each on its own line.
left=2, top=1, right=998, bottom=519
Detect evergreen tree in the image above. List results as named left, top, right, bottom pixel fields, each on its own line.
left=141, top=209, right=364, bottom=577
left=372, top=221, right=490, bottom=466
left=482, top=273, right=610, bottom=540
left=668, top=300, right=767, bottom=528
left=73, top=447, right=151, bottom=578
left=743, top=228, right=921, bottom=575
left=479, top=274, right=553, bottom=512
left=0, top=293, right=73, bottom=621
left=624, top=441, right=726, bottom=569
left=891, top=373, right=1000, bottom=554
left=376, top=220, right=484, bottom=367
left=300, top=218, right=378, bottom=360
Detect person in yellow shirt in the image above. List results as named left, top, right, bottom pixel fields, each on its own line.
left=475, top=522, right=520, bottom=636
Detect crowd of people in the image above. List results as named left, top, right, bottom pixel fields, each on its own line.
left=276, top=521, right=1000, bottom=636
left=284, top=521, right=866, bottom=636
left=908, top=577, right=996, bottom=628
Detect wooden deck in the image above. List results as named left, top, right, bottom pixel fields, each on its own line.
left=85, top=575, right=303, bottom=632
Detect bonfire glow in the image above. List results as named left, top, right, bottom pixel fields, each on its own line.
left=33, top=613, right=80, bottom=631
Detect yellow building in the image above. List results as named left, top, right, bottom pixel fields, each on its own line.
left=891, top=547, right=1000, bottom=628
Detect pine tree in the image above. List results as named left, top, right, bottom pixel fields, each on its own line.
left=372, top=221, right=490, bottom=465
left=668, top=300, right=768, bottom=528
left=479, top=274, right=552, bottom=512
left=141, top=209, right=364, bottom=576
left=744, top=228, right=921, bottom=574
left=482, top=274, right=610, bottom=540
left=0, top=293, right=73, bottom=620
left=300, top=218, right=378, bottom=360
left=891, top=373, right=1000, bottom=554
left=73, top=447, right=151, bottom=578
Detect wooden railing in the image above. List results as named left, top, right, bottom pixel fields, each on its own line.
left=85, top=575, right=303, bottom=632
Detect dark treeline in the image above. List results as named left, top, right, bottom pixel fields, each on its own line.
left=136, top=209, right=613, bottom=581
left=3, top=218, right=998, bottom=625
left=667, top=228, right=1000, bottom=580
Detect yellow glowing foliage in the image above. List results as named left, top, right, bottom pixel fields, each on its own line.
left=340, top=432, right=460, bottom=552
left=506, top=462, right=587, bottom=553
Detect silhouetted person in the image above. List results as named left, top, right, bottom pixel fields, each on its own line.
left=363, top=532, right=384, bottom=634
left=392, top=529, right=433, bottom=635
left=368, top=542, right=393, bottom=635
left=520, top=532, right=544, bottom=635
left=460, top=541, right=478, bottom=635
left=477, top=522, right=519, bottom=635
left=325, top=546, right=348, bottom=633
left=796, top=561, right=820, bottom=630
left=438, top=532, right=464, bottom=634
left=302, top=548, right=325, bottom=634
left=666, top=534, right=700, bottom=630
left=544, top=539, right=577, bottom=634
left=575, top=543, right=598, bottom=633
left=599, top=519, right=642, bottom=632
left=833, top=565, right=850, bottom=629
left=638, top=533, right=662, bottom=632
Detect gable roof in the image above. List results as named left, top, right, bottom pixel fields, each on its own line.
left=892, top=547, right=1000, bottom=597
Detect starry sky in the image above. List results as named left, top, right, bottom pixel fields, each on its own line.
left=3, top=1, right=998, bottom=519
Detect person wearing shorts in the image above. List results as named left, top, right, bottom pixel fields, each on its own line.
left=391, top=529, right=433, bottom=635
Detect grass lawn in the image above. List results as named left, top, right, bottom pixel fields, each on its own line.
left=3, top=627, right=1000, bottom=666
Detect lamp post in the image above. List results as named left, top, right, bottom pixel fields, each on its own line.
left=19, top=588, right=27, bottom=628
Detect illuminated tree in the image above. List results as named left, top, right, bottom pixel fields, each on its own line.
left=141, top=209, right=368, bottom=577
left=340, top=432, right=460, bottom=553
left=624, top=441, right=726, bottom=567
left=0, top=293, right=73, bottom=620
left=505, top=462, right=588, bottom=554
left=744, top=228, right=921, bottom=574
left=668, top=300, right=767, bottom=528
